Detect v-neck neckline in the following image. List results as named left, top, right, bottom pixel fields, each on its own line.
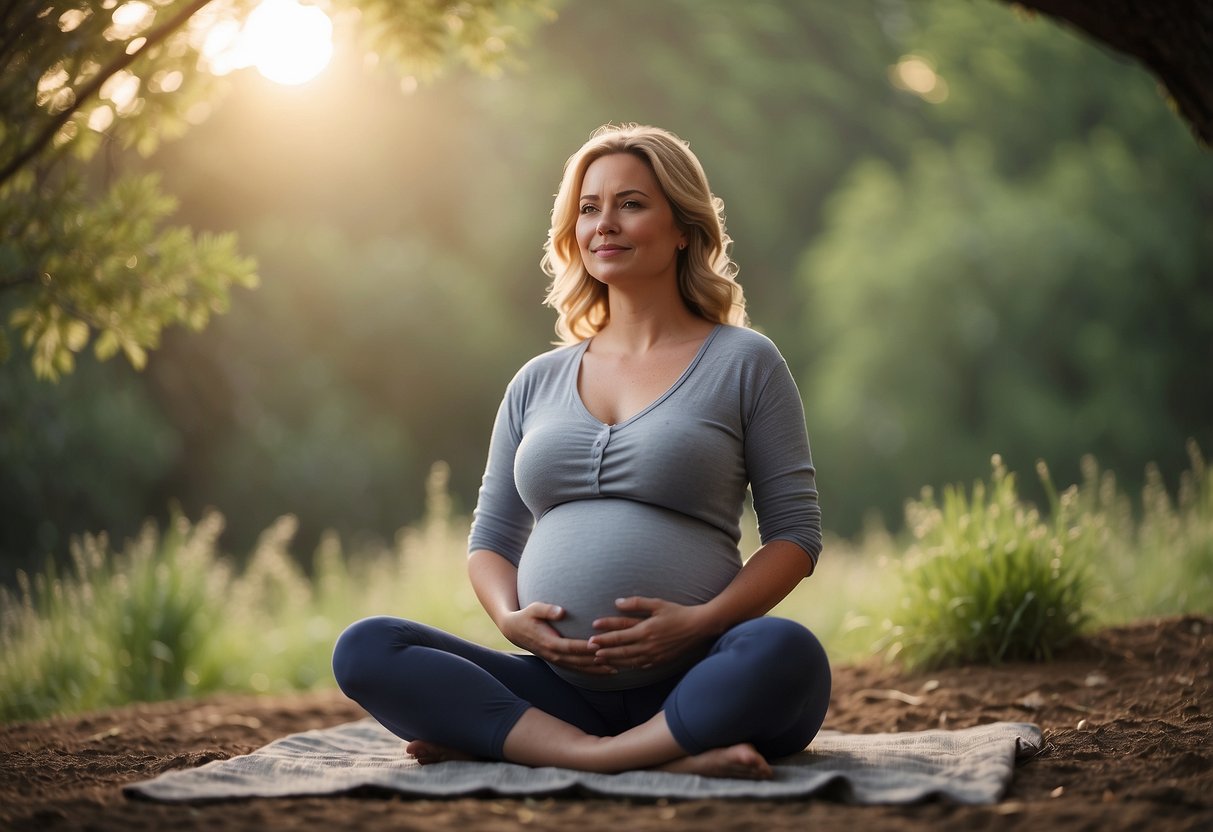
left=572, top=324, right=723, bottom=429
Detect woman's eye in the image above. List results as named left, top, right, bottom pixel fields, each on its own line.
left=579, top=204, right=598, bottom=214
left=622, top=200, right=642, bottom=209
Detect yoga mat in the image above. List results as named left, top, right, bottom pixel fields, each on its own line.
left=126, top=718, right=1042, bottom=805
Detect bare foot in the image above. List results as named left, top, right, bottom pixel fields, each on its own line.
left=404, top=740, right=479, bottom=765
left=655, top=743, right=773, bottom=780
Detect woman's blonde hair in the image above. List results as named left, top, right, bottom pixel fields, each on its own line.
left=541, top=124, right=748, bottom=344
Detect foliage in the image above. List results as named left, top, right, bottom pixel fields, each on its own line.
left=1117, top=440, right=1213, bottom=617
left=0, top=0, right=550, bottom=379
left=876, top=456, right=1096, bottom=670
left=867, top=443, right=1213, bottom=670
left=797, top=0, right=1213, bottom=533
left=346, top=0, right=554, bottom=79
left=5, top=171, right=257, bottom=379
left=1, top=0, right=256, bottom=379
left=0, top=462, right=501, bottom=722
left=0, top=511, right=227, bottom=721
left=0, top=351, right=180, bottom=579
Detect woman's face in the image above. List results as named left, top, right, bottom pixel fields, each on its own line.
left=575, top=153, right=687, bottom=288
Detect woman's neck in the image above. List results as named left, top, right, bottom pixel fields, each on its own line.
left=595, top=292, right=712, bottom=354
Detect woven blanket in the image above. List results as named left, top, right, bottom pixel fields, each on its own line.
left=125, top=718, right=1041, bottom=805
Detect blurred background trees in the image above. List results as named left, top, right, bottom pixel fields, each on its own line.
left=2, top=0, right=1210, bottom=579
left=798, top=2, right=1213, bottom=530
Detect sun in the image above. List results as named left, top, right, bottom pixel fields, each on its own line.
left=244, top=0, right=333, bottom=85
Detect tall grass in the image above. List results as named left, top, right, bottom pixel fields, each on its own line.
left=0, top=463, right=497, bottom=723
left=3, top=449, right=1210, bottom=722
left=857, top=441, right=1212, bottom=670
left=873, top=456, right=1096, bottom=669
left=0, top=514, right=229, bottom=721
left=1118, top=442, right=1213, bottom=616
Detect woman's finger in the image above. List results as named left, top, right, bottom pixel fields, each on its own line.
left=524, top=602, right=565, bottom=621
left=614, top=596, right=664, bottom=613
left=549, top=635, right=597, bottom=655
left=589, top=616, right=644, bottom=634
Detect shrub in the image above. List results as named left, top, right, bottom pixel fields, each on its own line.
left=878, top=455, right=1096, bottom=669
left=0, top=511, right=229, bottom=721
left=103, top=512, right=231, bottom=703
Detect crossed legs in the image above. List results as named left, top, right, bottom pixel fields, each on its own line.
left=332, top=616, right=830, bottom=778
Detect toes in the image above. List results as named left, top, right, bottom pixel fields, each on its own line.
left=405, top=740, right=438, bottom=763
left=729, top=746, right=772, bottom=779
left=727, top=761, right=771, bottom=780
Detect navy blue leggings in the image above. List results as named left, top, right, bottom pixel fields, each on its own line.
left=332, top=616, right=830, bottom=761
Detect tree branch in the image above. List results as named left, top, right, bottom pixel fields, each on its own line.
left=0, top=270, right=38, bottom=292
left=0, top=0, right=216, bottom=188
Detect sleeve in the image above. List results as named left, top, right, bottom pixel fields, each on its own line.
left=466, top=373, right=535, bottom=565
left=743, top=356, right=823, bottom=565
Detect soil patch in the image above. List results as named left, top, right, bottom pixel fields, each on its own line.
left=2, top=616, right=1210, bottom=831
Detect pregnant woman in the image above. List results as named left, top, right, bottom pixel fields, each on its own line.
left=333, top=124, right=831, bottom=779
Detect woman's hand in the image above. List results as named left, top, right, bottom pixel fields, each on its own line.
left=500, top=602, right=615, bottom=675
left=588, top=597, right=716, bottom=670
left=468, top=551, right=610, bottom=676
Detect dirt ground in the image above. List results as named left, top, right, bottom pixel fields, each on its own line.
left=1, top=615, right=1209, bottom=831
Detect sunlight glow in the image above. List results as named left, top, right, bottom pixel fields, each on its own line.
left=243, top=0, right=333, bottom=85
left=88, top=105, right=115, bottom=132
left=199, top=0, right=333, bottom=85
left=58, top=8, right=91, bottom=32
left=889, top=55, right=949, bottom=104
left=100, top=70, right=141, bottom=114
left=200, top=18, right=244, bottom=75
left=150, top=69, right=184, bottom=93
left=106, top=1, right=155, bottom=41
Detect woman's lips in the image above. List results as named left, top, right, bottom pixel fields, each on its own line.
left=592, top=245, right=630, bottom=257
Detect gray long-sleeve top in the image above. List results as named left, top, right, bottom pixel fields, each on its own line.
left=468, top=323, right=821, bottom=689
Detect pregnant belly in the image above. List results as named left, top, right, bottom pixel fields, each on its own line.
left=516, top=499, right=741, bottom=689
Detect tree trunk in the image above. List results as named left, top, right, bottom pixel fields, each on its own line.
left=1000, top=0, right=1213, bottom=147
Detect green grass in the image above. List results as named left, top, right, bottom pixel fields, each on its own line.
left=1115, top=442, right=1213, bottom=617
left=871, top=456, right=1096, bottom=669
left=3, top=449, right=1211, bottom=723
left=853, top=441, right=1213, bottom=671
left=0, top=463, right=502, bottom=723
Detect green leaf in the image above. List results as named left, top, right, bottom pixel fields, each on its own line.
left=94, top=329, right=120, bottom=360
left=64, top=319, right=89, bottom=352
left=122, top=341, right=147, bottom=370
